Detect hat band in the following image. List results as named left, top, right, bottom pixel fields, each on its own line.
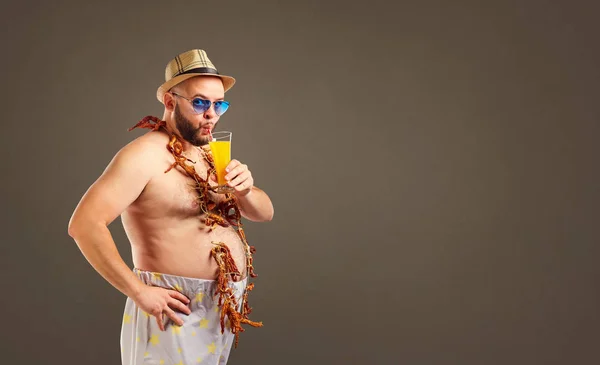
left=173, top=67, right=219, bottom=78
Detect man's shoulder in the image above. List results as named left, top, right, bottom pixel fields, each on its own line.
left=111, top=129, right=171, bottom=170
left=131, top=127, right=170, bottom=146
left=121, top=129, right=170, bottom=156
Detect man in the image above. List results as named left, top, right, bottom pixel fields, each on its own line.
left=68, top=49, right=274, bottom=365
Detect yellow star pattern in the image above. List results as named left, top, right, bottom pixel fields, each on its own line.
left=136, top=336, right=140, bottom=343
left=174, top=284, right=183, bottom=292
left=172, top=325, right=182, bottom=335
left=191, top=331, right=196, bottom=336
left=144, top=352, right=149, bottom=357
left=175, top=361, right=183, bottom=365
left=142, top=311, right=150, bottom=318
left=196, top=356, right=203, bottom=363
left=151, top=272, right=162, bottom=280
left=199, top=318, right=209, bottom=328
left=159, top=360, right=165, bottom=365
left=213, top=305, right=219, bottom=313
left=123, top=314, right=131, bottom=324
left=149, top=334, right=160, bottom=346
left=177, top=347, right=183, bottom=354
left=207, top=342, right=216, bottom=354
left=195, top=293, right=204, bottom=302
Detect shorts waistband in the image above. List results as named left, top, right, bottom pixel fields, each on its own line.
left=133, top=268, right=247, bottom=298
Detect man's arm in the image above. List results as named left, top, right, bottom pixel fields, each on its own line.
left=68, top=135, right=191, bottom=330
left=67, top=137, right=158, bottom=299
left=217, top=159, right=274, bottom=222
left=236, top=186, right=274, bottom=222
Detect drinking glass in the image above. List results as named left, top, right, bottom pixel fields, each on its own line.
left=209, top=131, right=235, bottom=194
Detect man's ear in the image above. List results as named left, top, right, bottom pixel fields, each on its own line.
left=163, top=92, right=176, bottom=111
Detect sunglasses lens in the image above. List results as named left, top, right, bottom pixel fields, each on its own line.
left=191, top=98, right=211, bottom=114
left=214, top=101, right=230, bottom=116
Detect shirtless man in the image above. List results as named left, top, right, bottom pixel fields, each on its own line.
left=68, top=49, right=273, bottom=365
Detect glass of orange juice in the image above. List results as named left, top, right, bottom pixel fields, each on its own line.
left=209, top=131, right=235, bottom=194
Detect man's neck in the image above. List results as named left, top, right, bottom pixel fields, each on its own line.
left=161, top=120, right=198, bottom=155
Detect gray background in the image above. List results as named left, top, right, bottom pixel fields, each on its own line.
left=1, top=0, right=599, bottom=364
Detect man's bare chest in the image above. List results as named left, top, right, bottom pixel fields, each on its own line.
left=141, top=152, right=224, bottom=218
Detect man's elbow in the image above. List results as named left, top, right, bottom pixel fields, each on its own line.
left=67, top=216, right=84, bottom=239
left=68, top=215, right=104, bottom=239
left=263, top=208, right=274, bottom=222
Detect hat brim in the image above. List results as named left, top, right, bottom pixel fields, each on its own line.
left=156, top=73, right=236, bottom=103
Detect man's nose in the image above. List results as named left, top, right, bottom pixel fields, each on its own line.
left=203, top=103, right=217, bottom=119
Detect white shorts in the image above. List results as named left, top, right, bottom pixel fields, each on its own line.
left=120, top=268, right=247, bottom=365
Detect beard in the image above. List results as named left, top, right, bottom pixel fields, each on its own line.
left=174, top=104, right=214, bottom=146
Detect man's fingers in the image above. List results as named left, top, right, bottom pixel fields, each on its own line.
left=228, top=175, right=244, bottom=187
left=225, top=159, right=241, bottom=173
left=225, top=163, right=246, bottom=181
left=164, top=307, right=184, bottom=327
left=155, top=313, right=165, bottom=331
left=169, top=298, right=191, bottom=315
left=168, top=290, right=190, bottom=304
left=228, top=171, right=251, bottom=187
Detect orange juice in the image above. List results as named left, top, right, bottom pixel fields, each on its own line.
left=209, top=140, right=231, bottom=185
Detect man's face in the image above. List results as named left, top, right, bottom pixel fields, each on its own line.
left=173, top=103, right=216, bottom=146
left=169, top=76, right=225, bottom=146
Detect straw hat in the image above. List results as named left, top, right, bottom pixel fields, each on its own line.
left=156, top=49, right=236, bottom=103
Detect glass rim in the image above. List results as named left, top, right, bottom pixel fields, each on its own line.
left=210, top=131, right=232, bottom=141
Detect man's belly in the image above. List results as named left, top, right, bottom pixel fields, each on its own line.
left=127, top=222, right=248, bottom=282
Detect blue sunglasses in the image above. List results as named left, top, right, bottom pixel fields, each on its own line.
left=171, top=92, right=230, bottom=116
